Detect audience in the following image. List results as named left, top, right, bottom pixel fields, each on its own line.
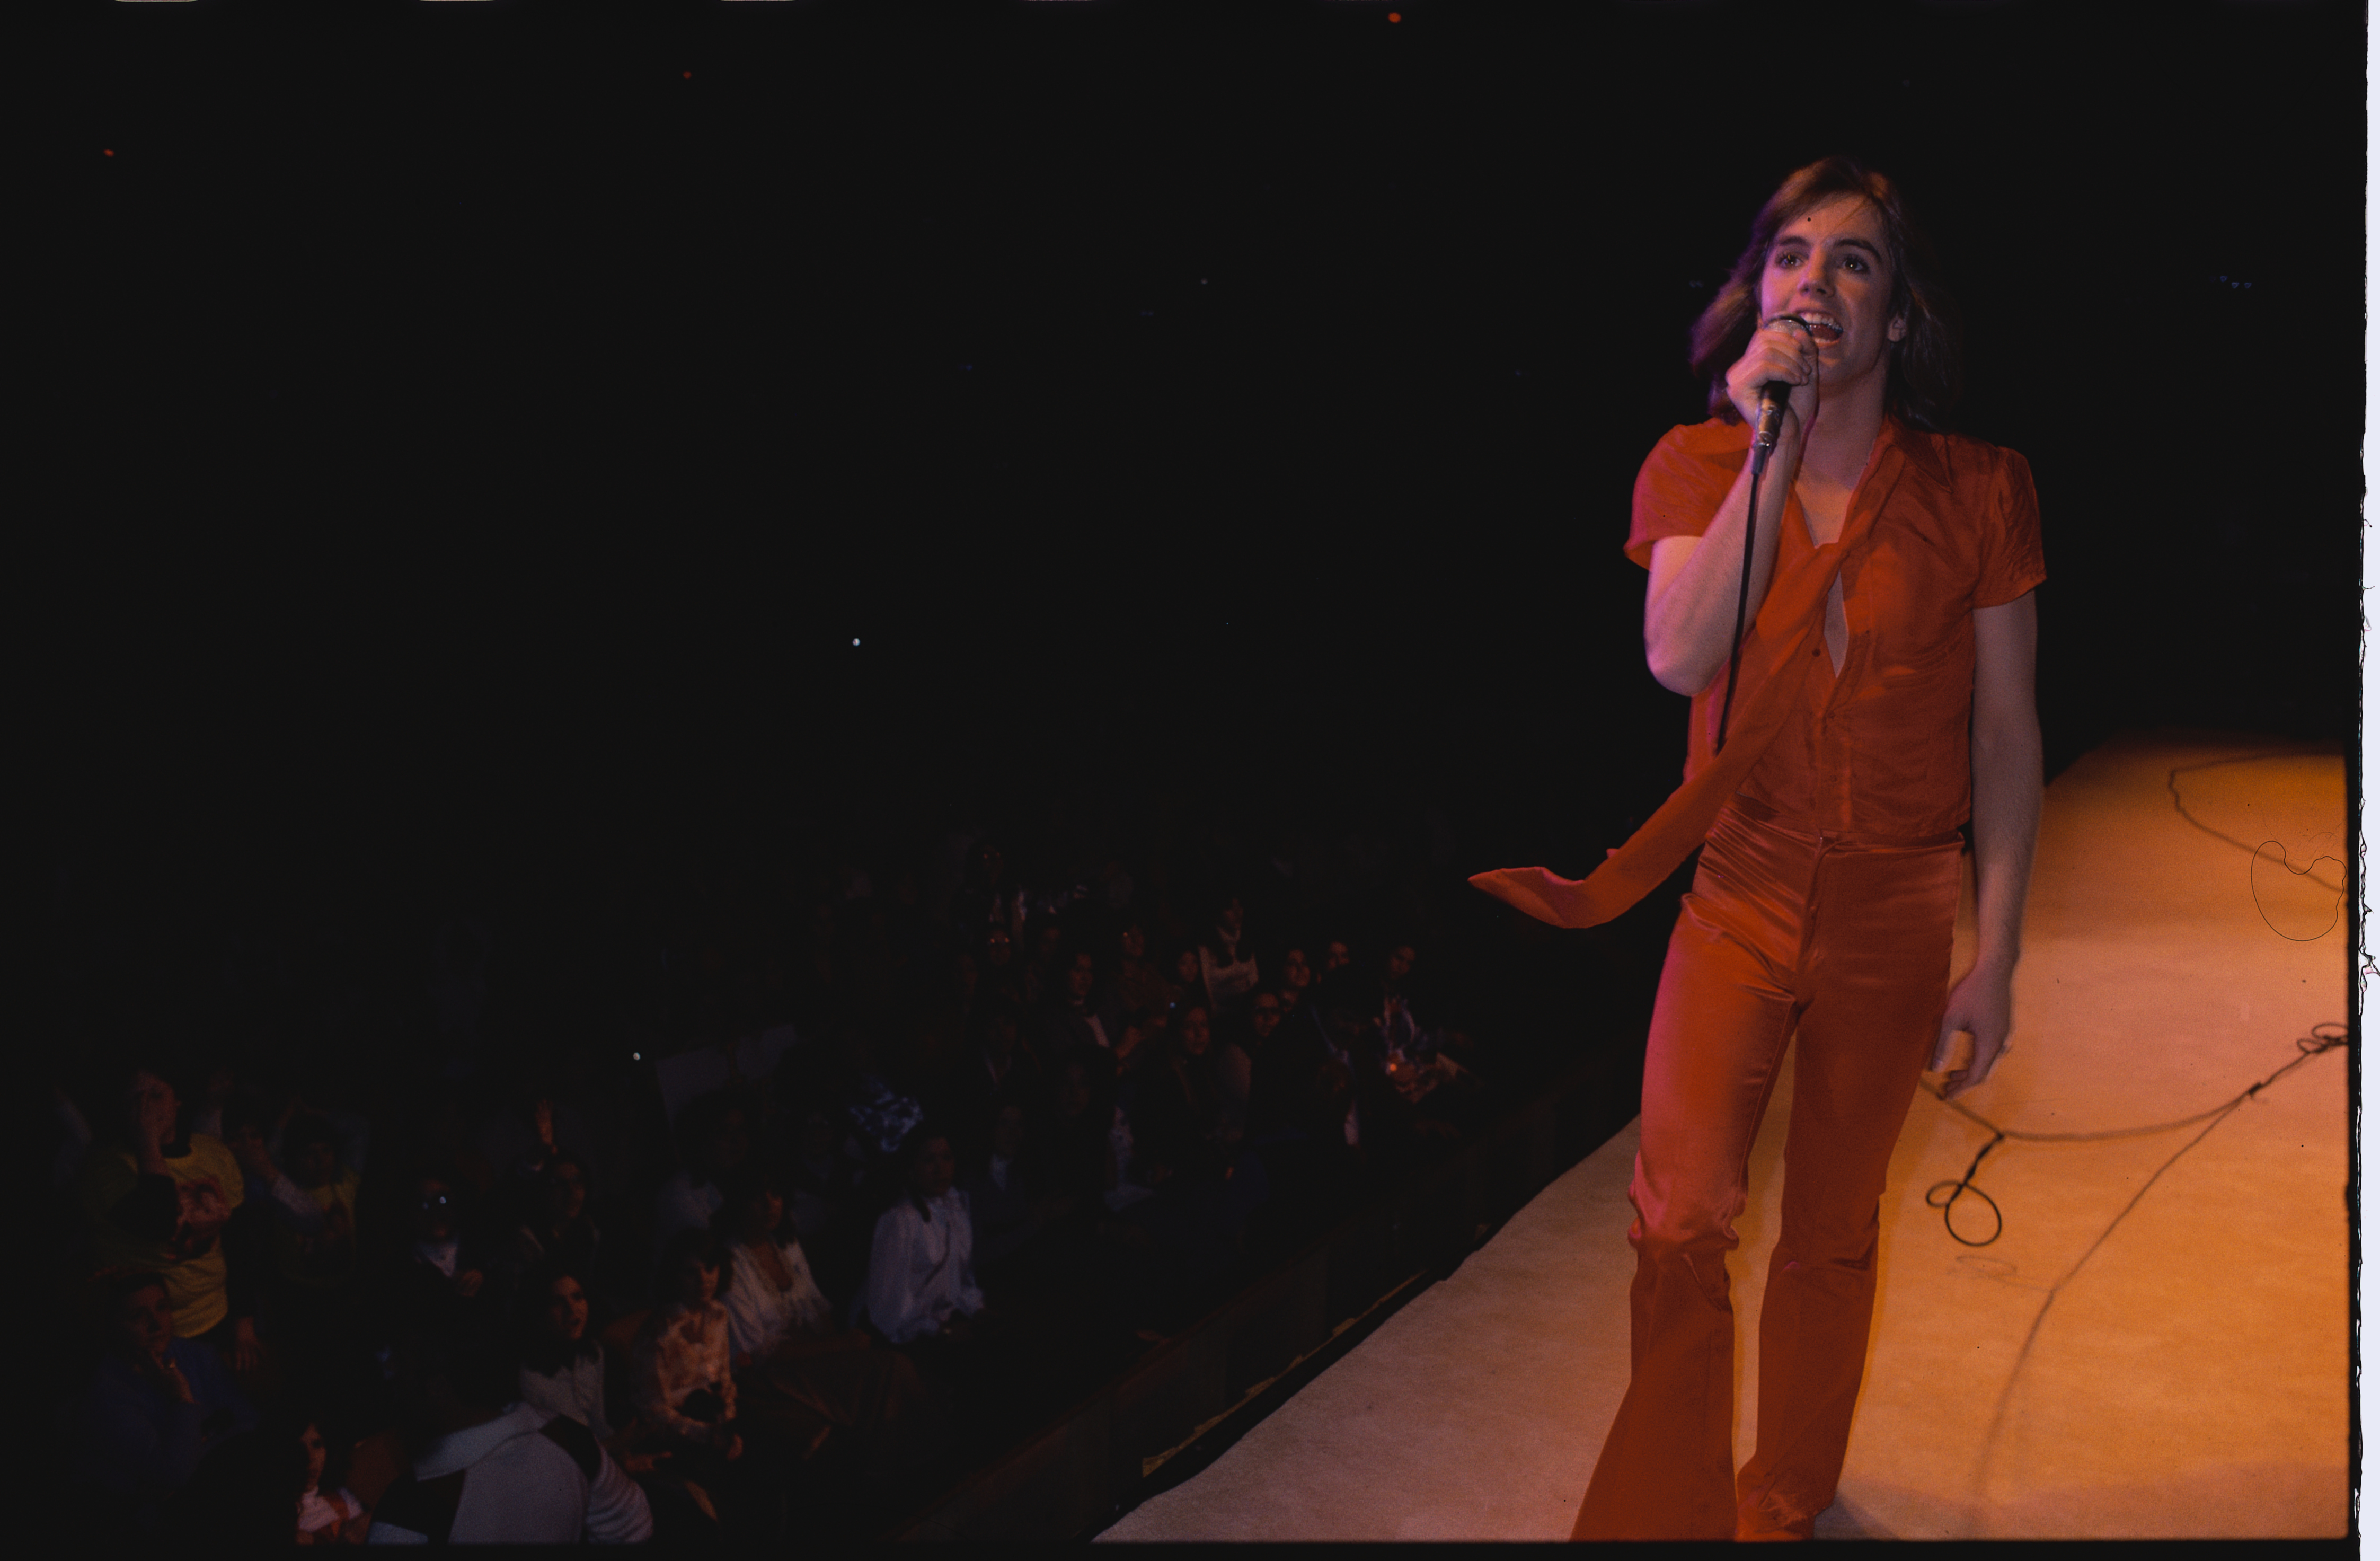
left=40, top=775, right=1528, bottom=1545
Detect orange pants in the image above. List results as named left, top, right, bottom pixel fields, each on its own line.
left=1573, top=799, right=1965, bottom=1542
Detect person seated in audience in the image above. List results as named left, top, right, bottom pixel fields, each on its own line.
left=1276, top=945, right=1316, bottom=1016
left=1113, top=920, right=1175, bottom=1017
left=514, top=1264, right=623, bottom=1448
left=492, top=1155, right=600, bottom=1319
left=513, top=1261, right=727, bottom=1538
left=959, top=1102, right=1048, bottom=1276
left=1197, top=894, right=1263, bottom=1025
left=775, top=1096, right=870, bottom=1309
left=58, top=1267, right=258, bottom=1534
left=295, top=1414, right=369, bottom=1542
left=652, top=1092, right=749, bottom=1275
left=77, top=1056, right=264, bottom=1375
left=372, top=1309, right=651, bottom=1543
left=1034, top=946, right=1122, bottom=1069
left=227, top=1109, right=361, bottom=1333
left=475, top=1059, right=600, bottom=1197
left=378, top=1167, right=494, bottom=1344
left=1030, top=1056, right=1113, bottom=1220
left=855, top=1126, right=986, bottom=1352
left=1128, top=1001, right=1231, bottom=1190
left=630, top=1229, right=747, bottom=1470
left=1216, top=989, right=1285, bottom=1139
left=717, top=1170, right=933, bottom=1488
left=933, top=995, right=1039, bottom=1126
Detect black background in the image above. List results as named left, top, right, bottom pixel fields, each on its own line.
left=44, top=0, right=2363, bottom=947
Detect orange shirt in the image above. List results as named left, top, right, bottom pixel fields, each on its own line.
left=1627, top=415, right=2045, bottom=841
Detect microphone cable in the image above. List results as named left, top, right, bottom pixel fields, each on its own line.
left=1714, top=317, right=1810, bottom=754
left=1923, top=1020, right=2347, bottom=1248
left=1933, top=1020, right=2348, bottom=1499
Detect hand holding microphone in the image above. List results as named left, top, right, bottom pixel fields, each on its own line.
left=1728, top=315, right=1818, bottom=475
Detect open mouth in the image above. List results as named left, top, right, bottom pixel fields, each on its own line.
left=1796, top=314, right=1845, bottom=345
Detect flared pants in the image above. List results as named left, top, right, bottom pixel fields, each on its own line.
left=1573, top=798, right=1965, bottom=1542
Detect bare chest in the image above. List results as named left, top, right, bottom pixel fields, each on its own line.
left=1795, top=473, right=1854, bottom=674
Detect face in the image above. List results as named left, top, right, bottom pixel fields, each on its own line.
left=993, top=1105, right=1028, bottom=1160
left=908, top=1136, right=957, bottom=1200
left=675, top=1257, right=720, bottom=1309
left=117, top=1282, right=174, bottom=1365
left=1283, top=949, right=1311, bottom=987
left=1386, top=946, right=1415, bottom=983
left=1120, top=925, right=1145, bottom=960
left=1325, top=941, right=1350, bottom=972
left=129, top=1070, right=179, bottom=1136
left=1251, top=994, right=1281, bottom=1036
left=301, top=1422, right=328, bottom=1489
left=985, top=929, right=1012, bottom=967
left=1758, top=195, right=1906, bottom=394
left=1068, top=953, right=1095, bottom=1001
left=548, top=1162, right=587, bottom=1222
left=296, top=1139, right=340, bottom=1188
left=546, top=1275, right=590, bottom=1342
left=740, top=1190, right=784, bottom=1238
left=1174, top=948, right=1200, bottom=984
left=1179, top=1007, right=1211, bottom=1057
left=414, top=1180, right=456, bottom=1242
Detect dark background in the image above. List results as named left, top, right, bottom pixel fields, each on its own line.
left=45, top=0, right=2361, bottom=979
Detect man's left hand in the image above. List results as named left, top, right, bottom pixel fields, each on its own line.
left=1931, top=964, right=2015, bottom=1101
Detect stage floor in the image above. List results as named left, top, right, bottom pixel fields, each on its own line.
left=1097, top=732, right=2350, bottom=1541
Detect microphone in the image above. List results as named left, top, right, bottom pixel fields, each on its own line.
left=1749, top=315, right=1811, bottom=478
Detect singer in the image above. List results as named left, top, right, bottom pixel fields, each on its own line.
left=1471, top=157, right=2043, bottom=1540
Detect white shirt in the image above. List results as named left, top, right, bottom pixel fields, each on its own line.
left=855, top=1190, right=984, bottom=1345
left=651, top=1172, right=724, bottom=1262
left=516, top=1348, right=613, bottom=1443
left=366, top=1403, right=650, bottom=1544
left=720, top=1236, right=833, bottom=1358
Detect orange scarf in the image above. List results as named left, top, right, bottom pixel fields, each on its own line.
left=1470, top=434, right=1908, bottom=928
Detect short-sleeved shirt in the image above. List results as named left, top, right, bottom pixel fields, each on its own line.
left=79, top=1135, right=247, bottom=1338
left=1627, top=416, right=2045, bottom=840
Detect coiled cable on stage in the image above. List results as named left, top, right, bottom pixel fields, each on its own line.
left=1922, top=1020, right=2347, bottom=1248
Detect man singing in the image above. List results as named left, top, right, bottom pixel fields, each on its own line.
left=1472, top=155, right=2042, bottom=1540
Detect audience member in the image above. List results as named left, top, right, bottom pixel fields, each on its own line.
left=959, top=1103, right=1043, bottom=1275
left=1127, top=1001, right=1230, bottom=1190
left=1112, top=920, right=1175, bottom=1017
left=514, top=1262, right=725, bottom=1537
left=1217, top=989, right=1285, bottom=1137
left=718, top=1171, right=933, bottom=1493
left=381, top=1169, right=494, bottom=1343
left=856, top=1127, right=986, bottom=1350
left=1036, top=947, right=1122, bottom=1066
left=296, top=1413, right=370, bottom=1541
left=77, top=1057, right=262, bottom=1371
left=492, top=1156, right=601, bottom=1320
left=630, top=1230, right=745, bottom=1467
left=651, top=1091, right=749, bottom=1274
left=373, top=1310, right=651, bottom=1542
left=1198, top=895, right=1261, bottom=1023
left=59, top=1268, right=259, bottom=1534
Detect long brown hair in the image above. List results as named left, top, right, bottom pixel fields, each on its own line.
left=1688, top=157, right=1963, bottom=433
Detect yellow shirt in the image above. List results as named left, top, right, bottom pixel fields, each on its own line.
left=79, top=1134, right=245, bottom=1337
